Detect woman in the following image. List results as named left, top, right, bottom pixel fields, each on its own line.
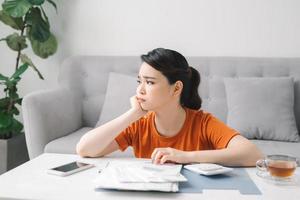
left=76, top=48, right=263, bottom=166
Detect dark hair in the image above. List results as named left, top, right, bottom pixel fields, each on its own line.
left=141, top=48, right=202, bottom=110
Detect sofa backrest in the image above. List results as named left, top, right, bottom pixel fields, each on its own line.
left=59, top=56, right=300, bottom=132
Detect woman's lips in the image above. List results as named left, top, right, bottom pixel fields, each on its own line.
left=137, top=97, right=146, bottom=103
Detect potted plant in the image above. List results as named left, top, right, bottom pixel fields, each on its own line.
left=0, top=0, right=58, bottom=174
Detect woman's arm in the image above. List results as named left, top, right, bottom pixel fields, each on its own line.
left=151, top=135, right=264, bottom=167
left=187, top=135, right=264, bottom=166
left=76, top=96, right=147, bottom=157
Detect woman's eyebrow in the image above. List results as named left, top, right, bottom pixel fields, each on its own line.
left=137, top=75, right=156, bottom=80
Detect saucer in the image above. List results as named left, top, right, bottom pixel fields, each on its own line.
left=256, top=171, right=299, bottom=185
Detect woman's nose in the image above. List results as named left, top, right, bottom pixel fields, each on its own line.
left=137, top=84, right=146, bottom=95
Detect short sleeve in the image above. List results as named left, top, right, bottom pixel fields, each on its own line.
left=205, top=114, right=240, bottom=149
left=114, top=121, right=138, bottom=151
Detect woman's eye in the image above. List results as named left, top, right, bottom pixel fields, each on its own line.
left=146, top=81, right=154, bottom=85
left=137, top=80, right=141, bottom=84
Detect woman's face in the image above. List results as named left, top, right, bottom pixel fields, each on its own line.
left=136, top=62, right=179, bottom=111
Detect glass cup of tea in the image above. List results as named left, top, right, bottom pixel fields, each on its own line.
left=256, top=155, right=298, bottom=181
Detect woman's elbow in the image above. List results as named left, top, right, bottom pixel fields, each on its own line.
left=76, top=142, right=103, bottom=158
left=76, top=138, right=91, bottom=157
left=252, top=145, right=264, bottom=161
left=244, top=143, right=264, bottom=166
left=76, top=142, right=88, bottom=157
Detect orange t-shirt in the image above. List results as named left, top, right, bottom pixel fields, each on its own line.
left=115, top=108, right=239, bottom=158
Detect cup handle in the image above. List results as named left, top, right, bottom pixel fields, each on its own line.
left=256, top=159, right=267, bottom=172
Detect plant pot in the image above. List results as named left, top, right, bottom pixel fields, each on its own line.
left=0, top=133, right=29, bottom=175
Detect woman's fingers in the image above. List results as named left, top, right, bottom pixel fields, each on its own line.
left=155, top=151, right=165, bottom=164
left=129, top=95, right=148, bottom=118
left=150, top=148, right=158, bottom=161
left=151, top=148, right=162, bottom=164
left=130, top=96, right=140, bottom=109
left=151, top=148, right=171, bottom=164
left=160, top=154, right=173, bottom=164
left=151, top=148, right=188, bottom=164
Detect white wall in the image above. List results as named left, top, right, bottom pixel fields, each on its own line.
left=0, top=0, right=300, bottom=115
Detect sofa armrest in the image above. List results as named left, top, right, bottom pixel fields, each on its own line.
left=22, top=88, right=82, bottom=159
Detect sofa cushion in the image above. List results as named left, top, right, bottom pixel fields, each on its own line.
left=45, top=127, right=93, bottom=154
left=95, top=72, right=137, bottom=127
left=251, top=140, right=300, bottom=159
left=224, top=77, right=299, bottom=142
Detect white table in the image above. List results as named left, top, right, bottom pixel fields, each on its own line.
left=0, top=153, right=299, bottom=200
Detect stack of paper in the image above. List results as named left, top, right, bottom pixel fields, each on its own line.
left=94, top=160, right=187, bottom=192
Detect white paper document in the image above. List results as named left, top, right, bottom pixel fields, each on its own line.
left=94, top=160, right=187, bottom=192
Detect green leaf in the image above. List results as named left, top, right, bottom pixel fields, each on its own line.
left=20, top=54, right=44, bottom=79
left=27, top=0, right=45, bottom=5
left=6, top=33, right=27, bottom=51
left=11, top=63, right=29, bottom=79
left=2, top=0, right=32, bottom=18
left=0, top=97, right=10, bottom=108
left=11, top=106, right=19, bottom=115
left=25, top=7, right=50, bottom=42
left=46, top=0, right=56, bottom=13
left=31, top=33, right=57, bottom=58
left=8, top=89, right=18, bottom=99
left=0, top=117, right=23, bottom=136
left=0, top=10, right=23, bottom=30
left=16, top=98, right=22, bottom=105
left=10, top=77, right=21, bottom=85
left=0, top=112, right=13, bottom=129
left=0, top=73, right=9, bottom=81
left=40, top=6, right=49, bottom=25
left=11, top=118, right=23, bottom=133
left=4, top=78, right=13, bottom=86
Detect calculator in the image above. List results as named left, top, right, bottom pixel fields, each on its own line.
left=184, top=163, right=233, bottom=176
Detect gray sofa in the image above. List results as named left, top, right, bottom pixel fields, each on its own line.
left=22, top=56, right=300, bottom=159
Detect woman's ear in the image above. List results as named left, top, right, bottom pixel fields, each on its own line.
left=173, top=81, right=183, bottom=96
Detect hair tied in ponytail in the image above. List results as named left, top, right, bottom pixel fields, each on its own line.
left=188, top=66, right=193, bottom=78
left=141, top=48, right=202, bottom=110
